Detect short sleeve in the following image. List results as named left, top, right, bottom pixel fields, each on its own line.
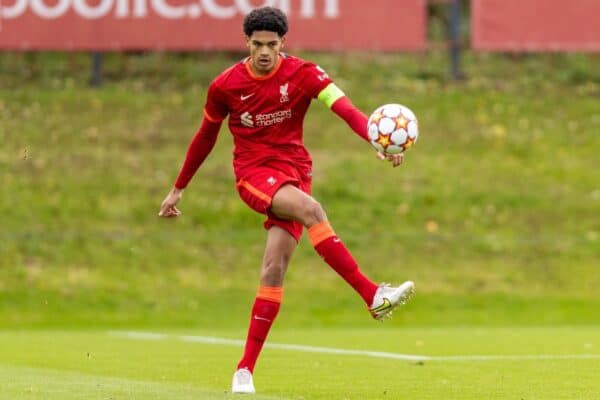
left=299, top=63, right=334, bottom=99
left=204, top=80, right=229, bottom=122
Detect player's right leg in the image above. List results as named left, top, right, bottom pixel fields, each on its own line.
left=232, top=226, right=297, bottom=394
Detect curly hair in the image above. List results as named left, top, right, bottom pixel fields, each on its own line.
left=243, top=7, right=289, bottom=37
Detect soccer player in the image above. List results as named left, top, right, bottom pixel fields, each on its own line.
left=158, top=6, right=415, bottom=394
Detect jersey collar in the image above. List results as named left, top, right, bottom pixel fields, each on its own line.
left=244, top=54, right=284, bottom=81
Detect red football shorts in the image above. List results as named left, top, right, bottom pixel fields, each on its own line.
left=236, top=164, right=312, bottom=242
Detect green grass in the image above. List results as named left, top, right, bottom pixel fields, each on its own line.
left=1, top=50, right=600, bottom=398
left=1, top=51, right=599, bottom=328
left=1, top=328, right=599, bottom=399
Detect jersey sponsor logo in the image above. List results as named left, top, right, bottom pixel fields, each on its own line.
left=240, top=93, right=254, bottom=101
left=255, top=109, right=292, bottom=127
left=240, top=109, right=292, bottom=128
left=241, top=111, right=253, bottom=127
left=279, top=83, right=289, bottom=103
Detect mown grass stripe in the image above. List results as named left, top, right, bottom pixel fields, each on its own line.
left=0, top=363, right=285, bottom=400
left=110, top=331, right=600, bottom=362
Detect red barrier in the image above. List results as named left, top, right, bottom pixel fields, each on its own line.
left=0, top=0, right=425, bottom=51
left=472, top=0, right=600, bottom=51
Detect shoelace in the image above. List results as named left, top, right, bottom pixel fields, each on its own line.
left=376, top=283, right=393, bottom=302
left=236, top=369, right=252, bottom=384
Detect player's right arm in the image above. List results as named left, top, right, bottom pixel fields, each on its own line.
left=158, top=81, right=228, bottom=218
left=158, top=116, right=222, bottom=217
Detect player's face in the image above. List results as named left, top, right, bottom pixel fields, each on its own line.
left=246, top=31, right=284, bottom=76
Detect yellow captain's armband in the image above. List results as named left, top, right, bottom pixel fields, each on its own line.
left=317, top=83, right=345, bottom=108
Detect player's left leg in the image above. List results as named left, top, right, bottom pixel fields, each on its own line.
left=271, top=184, right=415, bottom=319
left=271, top=184, right=379, bottom=304
left=233, top=226, right=297, bottom=394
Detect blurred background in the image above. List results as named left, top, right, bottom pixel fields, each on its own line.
left=1, top=0, right=599, bottom=331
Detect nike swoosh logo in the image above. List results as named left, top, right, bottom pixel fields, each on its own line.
left=240, top=93, right=255, bottom=101
left=253, top=315, right=271, bottom=322
left=370, top=298, right=392, bottom=313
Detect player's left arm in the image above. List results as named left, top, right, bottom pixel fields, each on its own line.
left=317, top=83, right=404, bottom=167
left=317, top=83, right=369, bottom=142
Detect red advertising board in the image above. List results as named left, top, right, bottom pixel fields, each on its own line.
left=472, top=0, right=600, bottom=51
left=0, top=0, right=426, bottom=51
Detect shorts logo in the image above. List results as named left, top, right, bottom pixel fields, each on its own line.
left=267, top=176, right=277, bottom=186
left=280, top=83, right=289, bottom=103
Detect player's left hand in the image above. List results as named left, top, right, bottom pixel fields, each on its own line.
left=376, top=151, right=404, bottom=167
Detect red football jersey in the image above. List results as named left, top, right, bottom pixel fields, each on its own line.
left=204, top=53, right=333, bottom=178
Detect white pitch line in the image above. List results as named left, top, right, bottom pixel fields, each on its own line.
left=179, top=334, right=428, bottom=361
left=110, top=331, right=600, bottom=362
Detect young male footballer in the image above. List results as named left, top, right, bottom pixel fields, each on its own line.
left=158, top=6, right=415, bottom=394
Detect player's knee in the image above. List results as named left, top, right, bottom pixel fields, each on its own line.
left=261, top=250, right=292, bottom=286
left=261, top=256, right=290, bottom=285
left=301, top=198, right=326, bottom=227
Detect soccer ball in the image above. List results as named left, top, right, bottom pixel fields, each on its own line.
left=367, top=104, right=419, bottom=154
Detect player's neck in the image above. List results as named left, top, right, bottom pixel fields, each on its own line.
left=246, top=55, right=282, bottom=80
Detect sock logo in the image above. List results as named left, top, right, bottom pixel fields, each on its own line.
left=253, top=315, right=271, bottom=322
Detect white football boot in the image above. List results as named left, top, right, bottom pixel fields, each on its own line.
left=232, top=367, right=256, bottom=394
left=369, top=281, right=415, bottom=320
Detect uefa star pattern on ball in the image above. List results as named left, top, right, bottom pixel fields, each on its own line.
left=367, top=103, right=419, bottom=154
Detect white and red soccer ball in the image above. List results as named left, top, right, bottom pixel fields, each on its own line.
left=367, top=104, right=419, bottom=155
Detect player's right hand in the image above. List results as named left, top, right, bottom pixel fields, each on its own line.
left=158, top=188, right=183, bottom=217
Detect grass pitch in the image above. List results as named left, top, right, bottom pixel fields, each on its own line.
left=1, top=51, right=599, bottom=398
left=1, top=327, right=599, bottom=399
left=1, top=51, right=599, bottom=327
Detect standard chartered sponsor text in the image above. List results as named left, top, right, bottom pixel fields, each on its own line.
left=255, top=110, right=292, bottom=127
left=1, top=0, right=339, bottom=19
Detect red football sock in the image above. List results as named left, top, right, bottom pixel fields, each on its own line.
left=308, top=221, right=378, bottom=305
left=237, top=286, right=282, bottom=373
